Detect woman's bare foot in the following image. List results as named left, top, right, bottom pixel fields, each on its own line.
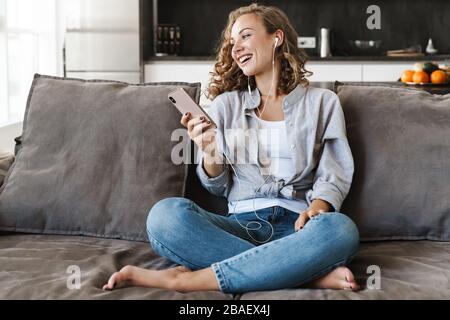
left=102, top=265, right=191, bottom=291
left=304, top=266, right=360, bottom=291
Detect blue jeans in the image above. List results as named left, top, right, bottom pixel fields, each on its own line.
left=146, top=197, right=359, bottom=293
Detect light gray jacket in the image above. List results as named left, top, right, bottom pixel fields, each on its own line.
left=196, top=84, right=354, bottom=212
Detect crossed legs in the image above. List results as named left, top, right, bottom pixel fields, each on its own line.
left=103, top=197, right=360, bottom=293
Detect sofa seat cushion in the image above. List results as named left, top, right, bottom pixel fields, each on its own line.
left=0, top=234, right=231, bottom=299
left=239, top=241, right=450, bottom=300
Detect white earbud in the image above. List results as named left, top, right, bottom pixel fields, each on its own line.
left=274, top=37, right=279, bottom=47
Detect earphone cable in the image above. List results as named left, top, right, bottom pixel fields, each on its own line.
left=221, top=38, right=278, bottom=244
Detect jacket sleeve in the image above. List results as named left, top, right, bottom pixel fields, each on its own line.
left=306, top=92, right=354, bottom=212
left=195, top=96, right=231, bottom=198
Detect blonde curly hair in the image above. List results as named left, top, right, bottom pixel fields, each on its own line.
left=207, top=3, right=312, bottom=100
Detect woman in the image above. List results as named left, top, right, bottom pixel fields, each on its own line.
left=103, top=3, right=360, bottom=293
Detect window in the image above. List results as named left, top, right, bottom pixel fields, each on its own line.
left=0, top=0, right=62, bottom=127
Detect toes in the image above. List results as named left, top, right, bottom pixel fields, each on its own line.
left=344, top=284, right=358, bottom=291
left=338, top=267, right=359, bottom=291
left=344, top=276, right=359, bottom=291
left=342, top=280, right=359, bottom=291
left=344, top=271, right=355, bottom=283
left=350, top=281, right=360, bottom=291
left=103, top=272, right=120, bottom=290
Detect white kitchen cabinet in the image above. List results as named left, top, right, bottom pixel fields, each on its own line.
left=362, top=62, right=412, bottom=81
left=145, top=61, right=364, bottom=89
left=66, top=32, right=140, bottom=71
left=64, top=0, right=141, bottom=84
left=144, top=60, right=362, bottom=105
left=66, top=0, right=139, bottom=30
left=144, top=60, right=443, bottom=105
left=305, top=62, right=363, bottom=81
left=144, top=61, right=215, bottom=106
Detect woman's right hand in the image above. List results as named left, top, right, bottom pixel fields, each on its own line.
left=180, top=112, right=217, bottom=157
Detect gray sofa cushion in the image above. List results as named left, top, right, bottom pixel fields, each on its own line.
left=336, top=83, right=450, bottom=241
left=1, top=234, right=447, bottom=299
left=239, top=240, right=450, bottom=299
left=0, top=152, right=14, bottom=187
left=0, top=234, right=231, bottom=299
left=0, top=74, right=200, bottom=242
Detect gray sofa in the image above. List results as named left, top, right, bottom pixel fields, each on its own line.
left=0, top=75, right=448, bottom=299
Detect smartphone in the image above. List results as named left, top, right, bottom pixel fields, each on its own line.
left=168, top=87, right=217, bottom=127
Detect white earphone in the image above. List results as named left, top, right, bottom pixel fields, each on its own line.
left=221, top=34, right=281, bottom=244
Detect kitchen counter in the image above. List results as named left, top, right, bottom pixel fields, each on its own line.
left=145, top=54, right=450, bottom=63
left=309, top=55, right=450, bottom=61
left=312, top=81, right=450, bottom=95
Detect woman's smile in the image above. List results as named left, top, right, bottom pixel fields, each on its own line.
left=238, top=53, right=253, bottom=64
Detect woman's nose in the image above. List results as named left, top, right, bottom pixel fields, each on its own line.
left=232, top=43, right=243, bottom=56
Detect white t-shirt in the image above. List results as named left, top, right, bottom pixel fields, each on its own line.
left=228, top=113, right=308, bottom=214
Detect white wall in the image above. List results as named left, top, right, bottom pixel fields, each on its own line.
left=0, top=121, right=22, bottom=153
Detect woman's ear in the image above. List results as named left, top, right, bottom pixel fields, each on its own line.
left=274, top=30, right=284, bottom=46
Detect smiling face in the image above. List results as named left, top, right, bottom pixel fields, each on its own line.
left=230, top=13, right=278, bottom=77
left=208, top=4, right=309, bottom=101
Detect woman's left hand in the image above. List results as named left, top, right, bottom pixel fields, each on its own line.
left=294, top=199, right=331, bottom=231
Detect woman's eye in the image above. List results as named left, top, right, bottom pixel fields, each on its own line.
left=230, top=34, right=250, bottom=45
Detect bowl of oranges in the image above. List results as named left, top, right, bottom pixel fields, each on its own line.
left=400, top=62, right=449, bottom=85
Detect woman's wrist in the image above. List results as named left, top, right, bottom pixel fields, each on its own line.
left=310, top=198, right=332, bottom=212
left=203, top=142, right=222, bottom=164
left=202, top=151, right=225, bottom=178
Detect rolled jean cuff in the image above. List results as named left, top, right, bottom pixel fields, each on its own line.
left=211, top=262, right=230, bottom=293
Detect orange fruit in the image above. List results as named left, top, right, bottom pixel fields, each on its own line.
left=401, top=70, right=415, bottom=83
left=412, top=71, right=429, bottom=84
left=430, top=70, right=448, bottom=84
